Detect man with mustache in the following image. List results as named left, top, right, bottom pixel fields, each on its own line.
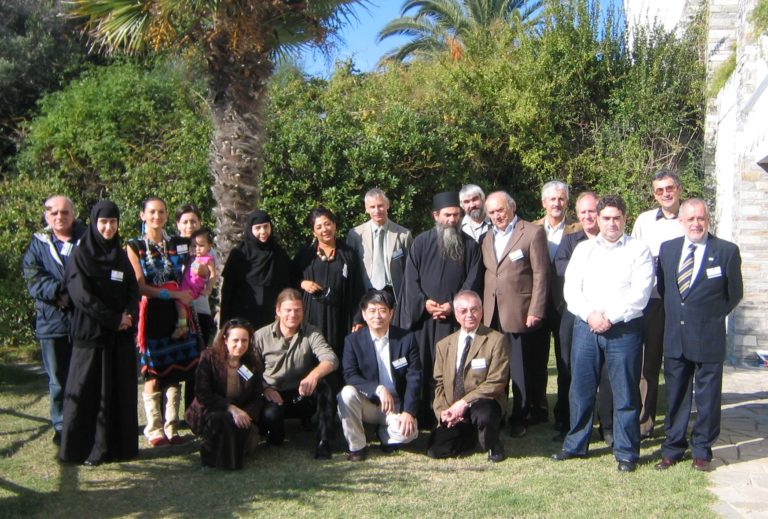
left=398, top=191, right=483, bottom=428
left=459, top=184, right=492, bottom=243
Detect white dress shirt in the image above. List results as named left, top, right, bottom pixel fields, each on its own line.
left=632, top=207, right=684, bottom=298
left=372, top=331, right=397, bottom=397
left=543, top=218, right=566, bottom=261
left=564, top=234, right=654, bottom=324
left=493, top=216, right=518, bottom=262
left=678, top=236, right=708, bottom=290
left=456, top=330, right=476, bottom=372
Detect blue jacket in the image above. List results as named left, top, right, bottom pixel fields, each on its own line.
left=22, top=222, right=86, bottom=339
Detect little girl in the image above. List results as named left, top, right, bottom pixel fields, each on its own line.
left=173, top=229, right=217, bottom=339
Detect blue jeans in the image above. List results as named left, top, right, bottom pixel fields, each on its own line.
left=563, top=317, right=643, bottom=462
left=40, top=336, right=73, bottom=431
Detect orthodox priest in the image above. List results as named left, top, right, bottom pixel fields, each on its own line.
left=398, top=191, right=483, bottom=426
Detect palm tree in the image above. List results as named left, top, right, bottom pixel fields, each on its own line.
left=377, top=0, right=541, bottom=63
left=67, top=0, right=362, bottom=257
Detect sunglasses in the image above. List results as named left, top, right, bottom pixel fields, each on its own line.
left=653, top=185, right=678, bottom=195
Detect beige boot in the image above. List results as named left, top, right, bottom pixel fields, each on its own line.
left=142, top=392, right=166, bottom=445
left=164, top=384, right=188, bottom=444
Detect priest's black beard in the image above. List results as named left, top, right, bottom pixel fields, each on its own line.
left=435, top=222, right=464, bottom=262
left=468, top=207, right=484, bottom=222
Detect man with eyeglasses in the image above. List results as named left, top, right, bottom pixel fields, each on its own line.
left=427, top=290, right=509, bottom=462
left=630, top=169, right=685, bottom=440
left=23, top=195, right=86, bottom=446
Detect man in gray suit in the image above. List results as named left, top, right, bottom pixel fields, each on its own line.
left=347, top=188, right=413, bottom=302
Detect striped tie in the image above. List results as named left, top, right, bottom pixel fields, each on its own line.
left=677, top=243, right=696, bottom=299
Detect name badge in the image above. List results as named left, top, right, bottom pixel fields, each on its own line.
left=61, top=242, right=73, bottom=256
left=342, top=263, right=348, bottom=278
left=392, top=357, right=408, bottom=369
left=177, top=243, right=188, bottom=254
left=470, top=358, right=487, bottom=369
left=706, top=266, right=722, bottom=279
left=237, top=365, right=253, bottom=381
left=508, top=249, right=524, bottom=262
left=392, top=248, right=404, bottom=260
left=110, top=270, right=124, bottom=282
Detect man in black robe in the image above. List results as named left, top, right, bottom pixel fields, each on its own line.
left=397, top=191, right=483, bottom=427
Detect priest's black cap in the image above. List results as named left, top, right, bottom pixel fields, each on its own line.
left=432, top=191, right=460, bottom=211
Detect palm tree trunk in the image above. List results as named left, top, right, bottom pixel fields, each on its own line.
left=207, top=40, right=273, bottom=262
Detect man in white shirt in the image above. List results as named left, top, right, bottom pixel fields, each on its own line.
left=338, top=290, right=421, bottom=461
left=552, top=195, right=653, bottom=472
left=631, top=170, right=685, bottom=439
left=459, top=184, right=492, bottom=242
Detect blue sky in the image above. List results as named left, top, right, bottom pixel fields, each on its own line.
left=299, top=0, right=624, bottom=77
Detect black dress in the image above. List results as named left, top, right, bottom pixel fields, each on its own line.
left=292, top=242, right=363, bottom=360
left=186, top=349, right=264, bottom=470
left=60, top=201, right=140, bottom=464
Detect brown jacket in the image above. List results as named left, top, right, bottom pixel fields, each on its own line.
left=433, top=325, right=509, bottom=420
left=481, top=218, right=550, bottom=333
left=531, top=216, right=582, bottom=237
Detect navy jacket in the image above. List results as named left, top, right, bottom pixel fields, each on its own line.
left=22, top=223, right=86, bottom=338
left=657, top=234, right=743, bottom=363
left=342, top=325, right=421, bottom=417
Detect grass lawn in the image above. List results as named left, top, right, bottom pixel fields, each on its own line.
left=0, top=357, right=716, bottom=518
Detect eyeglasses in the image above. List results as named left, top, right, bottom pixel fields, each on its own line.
left=653, top=185, right=678, bottom=196
left=455, top=306, right=481, bottom=315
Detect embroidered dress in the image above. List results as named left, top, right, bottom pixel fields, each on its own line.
left=128, top=235, right=200, bottom=382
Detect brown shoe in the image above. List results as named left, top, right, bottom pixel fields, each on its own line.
left=347, top=447, right=368, bottom=462
left=692, top=458, right=711, bottom=471
left=655, top=457, right=677, bottom=470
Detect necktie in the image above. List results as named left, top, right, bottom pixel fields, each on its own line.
left=453, top=335, right=472, bottom=399
left=371, top=227, right=386, bottom=289
left=677, top=243, right=696, bottom=299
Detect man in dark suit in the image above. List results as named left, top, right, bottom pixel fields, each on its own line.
left=428, top=290, right=510, bottom=462
left=482, top=191, right=549, bottom=437
left=338, top=290, right=421, bottom=461
left=655, top=198, right=743, bottom=472
left=346, top=188, right=413, bottom=302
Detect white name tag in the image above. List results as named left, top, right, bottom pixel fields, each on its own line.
left=110, top=270, right=124, bottom=282
left=177, top=243, right=188, bottom=254
left=508, top=249, right=524, bottom=262
left=392, top=357, right=408, bottom=369
left=706, top=266, right=722, bottom=279
left=471, top=358, right=487, bottom=369
left=237, top=365, right=253, bottom=381
left=392, top=248, right=404, bottom=260
left=342, top=263, right=348, bottom=278
left=61, top=242, right=73, bottom=256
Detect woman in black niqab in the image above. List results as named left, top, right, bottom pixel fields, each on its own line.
left=59, top=200, right=140, bottom=465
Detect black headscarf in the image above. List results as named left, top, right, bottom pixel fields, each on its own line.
left=235, top=210, right=289, bottom=287
left=73, top=200, right=123, bottom=278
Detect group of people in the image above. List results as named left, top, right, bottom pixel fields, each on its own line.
left=23, top=171, right=742, bottom=473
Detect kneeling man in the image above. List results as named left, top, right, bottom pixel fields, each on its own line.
left=428, top=290, right=509, bottom=462
left=255, top=288, right=339, bottom=459
left=338, top=290, right=421, bottom=461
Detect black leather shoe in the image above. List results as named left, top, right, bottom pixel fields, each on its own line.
left=551, top=450, right=585, bottom=462
left=655, top=457, right=677, bottom=470
left=488, top=443, right=506, bottom=463
left=347, top=447, right=368, bottom=462
left=52, top=431, right=62, bottom=446
left=314, top=440, right=331, bottom=460
left=603, top=431, right=614, bottom=448
left=380, top=443, right=399, bottom=454
left=617, top=460, right=637, bottom=472
left=83, top=459, right=101, bottom=467
left=508, top=423, right=527, bottom=438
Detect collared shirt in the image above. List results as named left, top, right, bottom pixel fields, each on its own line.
left=631, top=207, right=684, bottom=298
left=51, top=233, right=75, bottom=268
left=678, top=236, right=708, bottom=290
left=564, top=234, right=654, bottom=324
left=543, top=217, right=566, bottom=261
left=461, top=215, right=493, bottom=243
left=493, top=216, right=518, bottom=262
left=254, top=322, right=338, bottom=391
left=456, top=329, right=476, bottom=372
left=371, top=330, right=397, bottom=397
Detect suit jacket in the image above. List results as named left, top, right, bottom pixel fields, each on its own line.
left=432, top=325, right=509, bottom=420
left=657, top=234, right=743, bottom=363
left=346, top=219, right=413, bottom=301
left=531, top=216, right=582, bottom=237
left=342, top=325, right=421, bottom=416
left=481, top=219, right=550, bottom=333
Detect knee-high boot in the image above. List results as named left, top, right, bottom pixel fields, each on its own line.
left=164, top=384, right=181, bottom=440
left=143, top=392, right=165, bottom=444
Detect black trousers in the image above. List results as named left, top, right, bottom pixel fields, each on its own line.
left=259, top=379, right=334, bottom=445
left=427, top=400, right=502, bottom=457
left=200, top=411, right=254, bottom=470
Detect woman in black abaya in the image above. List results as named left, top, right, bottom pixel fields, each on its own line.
left=219, top=210, right=291, bottom=329
left=60, top=200, right=139, bottom=465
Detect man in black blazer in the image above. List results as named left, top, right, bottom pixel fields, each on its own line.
left=338, top=290, right=422, bottom=461
left=655, top=199, right=743, bottom=472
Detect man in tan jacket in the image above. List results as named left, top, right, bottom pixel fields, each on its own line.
left=427, top=290, right=510, bottom=462
left=482, top=191, right=550, bottom=437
